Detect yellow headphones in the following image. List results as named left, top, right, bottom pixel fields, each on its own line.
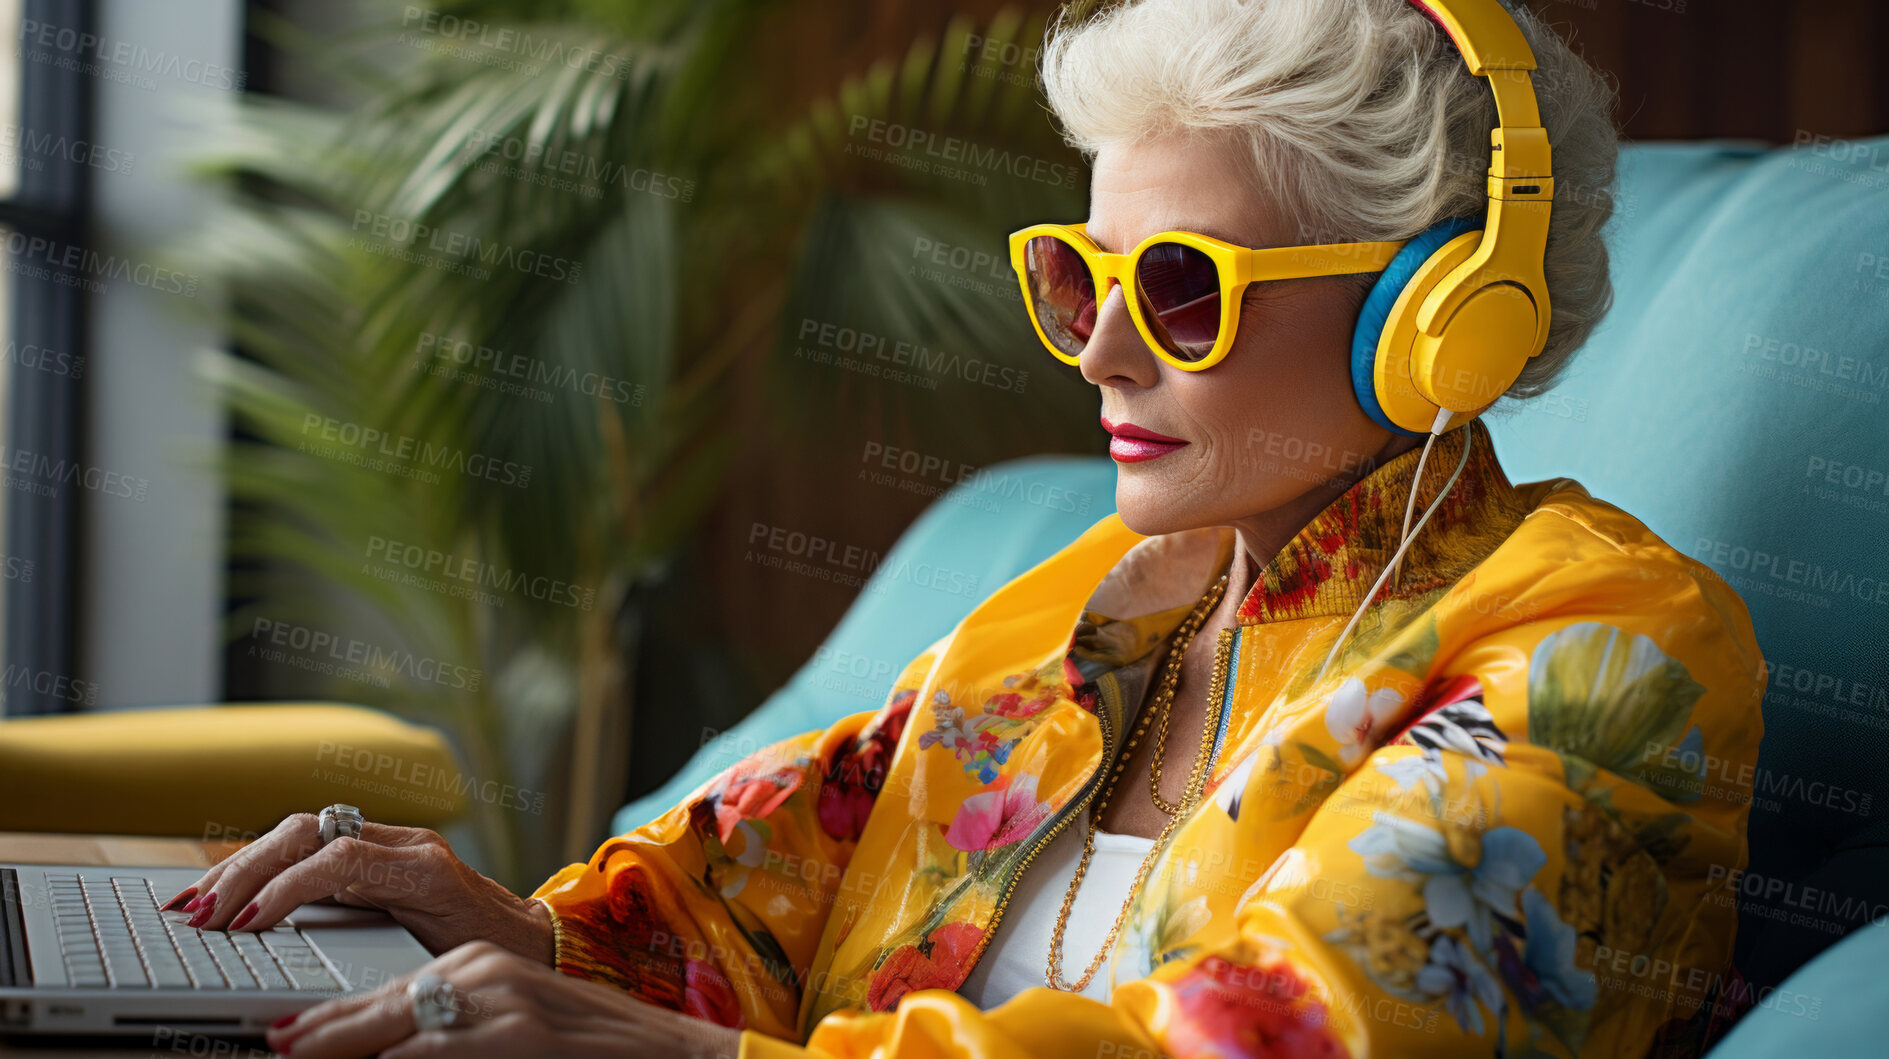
left=1352, top=0, right=1554, bottom=435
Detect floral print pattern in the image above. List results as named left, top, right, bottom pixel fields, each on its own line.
left=917, top=659, right=1067, bottom=785
left=1162, top=953, right=1352, bottom=1058
left=944, top=774, right=1050, bottom=852
left=868, top=922, right=987, bottom=1010
left=1378, top=674, right=1509, bottom=799
left=1337, top=817, right=1597, bottom=1052
left=1324, top=677, right=1409, bottom=766
left=683, top=958, right=747, bottom=1028
left=1527, top=622, right=1707, bottom=798
left=529, top=421, right=1765, bottom=1059
left=706, top=756, right=804, bottom=845
left=818, top=689, right=915, bottom=842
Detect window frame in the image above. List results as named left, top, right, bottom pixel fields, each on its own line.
left=1, top=0, right=96, bottom=715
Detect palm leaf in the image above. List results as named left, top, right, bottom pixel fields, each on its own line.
left=183, top=2, right=1093, bottom=884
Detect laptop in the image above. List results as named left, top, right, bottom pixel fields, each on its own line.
left=0, top=863, right=431, bottom=1035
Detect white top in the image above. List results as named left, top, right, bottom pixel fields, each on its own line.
left=955, top=808, right=1157, bottom=1009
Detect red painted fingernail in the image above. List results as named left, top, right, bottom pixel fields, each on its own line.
left=188, top=892, right=217, bottom=928
left=181, top=895, right=203, bottom=913
left=270, top=1013, right=298, bottom=1029
left=163, top=887, right=197, bottom=911
left=230, top=903, right=258, bottom=931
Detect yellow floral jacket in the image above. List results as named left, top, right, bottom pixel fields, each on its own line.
left=531, top=421, right=1766, bottom=1059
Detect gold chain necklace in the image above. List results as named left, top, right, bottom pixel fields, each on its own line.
left=1143, top=582, right=1218, bottom=816
left=1044, top=572, right=1234, bottom=993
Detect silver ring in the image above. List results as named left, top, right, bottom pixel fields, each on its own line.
left=317, top=804, right=364, bottom=846
left=407, top=972, right=460, bottom=1032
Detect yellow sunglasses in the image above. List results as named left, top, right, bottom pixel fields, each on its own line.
left=1008, top=223, right=1406, bottom=371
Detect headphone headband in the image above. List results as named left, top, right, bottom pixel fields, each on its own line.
left=1407, top=0, right=1536, bottom=75
left=1351, top=0, right=1556, bottom=434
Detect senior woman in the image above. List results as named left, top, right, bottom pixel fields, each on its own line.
left=174, top=0, right=1765, bottom=1056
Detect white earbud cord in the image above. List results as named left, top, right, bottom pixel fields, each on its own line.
left=1389, top=435, right=1434, bottom=592
left=1313, top=409, right=1473, bottom=685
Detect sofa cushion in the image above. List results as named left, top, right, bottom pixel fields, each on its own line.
left=616, top=138, right=1889, bottom=995
left=1705, top=918, right=1889, bottom=1056
left=0, top=703, right=467, bottom=836
left=613, top=455, right=1117, bottom=832
left=1484, top=135, right=1889, bottom=988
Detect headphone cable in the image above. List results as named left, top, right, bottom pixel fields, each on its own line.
left=1314, top=409, right=1471, bottom=685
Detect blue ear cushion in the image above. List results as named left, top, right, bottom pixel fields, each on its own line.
left=1350, top=216, right=1482, bottom=434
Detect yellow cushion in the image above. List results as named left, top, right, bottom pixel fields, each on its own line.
left=0, top=703, right=467, bottom=836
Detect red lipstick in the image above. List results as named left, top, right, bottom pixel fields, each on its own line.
left=1101, top=416, right=1188, bottom=463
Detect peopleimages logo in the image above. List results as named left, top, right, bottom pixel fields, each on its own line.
left=794, top=318, right=1029, bottom=394
left=1767, top=661, right=1889, bottom=711
left=0, top=444, right=149, bottom=501
left=1, top=230, right=197, bottom=297
left=300, top=413, right=532, bottom=488
left=0, top=664, right=98, bottom=707
left=398, top=7, right=639, bottom=82
left=458, top=129, right=695, bottom=203
left=1792, top=131, right=1889, bottom=174
left=316, top=740, right=544, bottom=816
left=349, top=210, right=584, bottom=286
left=0, top=340, right=85, bottom=379
left=0, top=554, right=35, bottom=583
left=1705, top=864, right=1889, bottom=937
left=0, top=123, right=135, bottom=175
left=845, top=116, right=1080, bottom=189
left=856, top=442, right=1091, bottom=515
left=365, top=535, right=595, bottom=611
left=415, top=332, right=644, bottom=406
left=1590, top=944, right=1822, bottom=1022
left=1692, top=536, right=1889, bottom=607
left=250, top=617, right=483, bottom=692
left=1741, top=332, right=1889, bottom=387
left=1640, top=738, right=1872, bottom=815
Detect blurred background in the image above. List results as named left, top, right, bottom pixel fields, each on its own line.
left=0, top=0, right=1883, bottom=890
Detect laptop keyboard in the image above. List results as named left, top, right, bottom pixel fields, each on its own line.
left=46, top=874, right=343, bottom=992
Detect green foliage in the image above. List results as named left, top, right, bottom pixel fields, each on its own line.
left=185, top=0, right=1087, bottom=886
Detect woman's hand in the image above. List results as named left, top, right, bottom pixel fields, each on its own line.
left=266, top=940, right=744, bottom=1059
left=163, top=814, right=551, bottom=961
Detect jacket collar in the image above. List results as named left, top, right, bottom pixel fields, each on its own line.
left=1076, top=419, right=1523, bottom=650
left=1233, top=418, right=1519, bottom=625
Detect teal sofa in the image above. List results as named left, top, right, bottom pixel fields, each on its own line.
left=619, top=136, right=1889, bottom=1050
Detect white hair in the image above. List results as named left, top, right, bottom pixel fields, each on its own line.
left=1040, top=0, right=1620, bottom=398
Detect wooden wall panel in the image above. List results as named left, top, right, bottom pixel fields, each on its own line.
left=637, top=0, right=1888, bottom=805
left=1526, top=0, right=1887, bottom=142
left=698, top=0, right=1889, bottom=711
